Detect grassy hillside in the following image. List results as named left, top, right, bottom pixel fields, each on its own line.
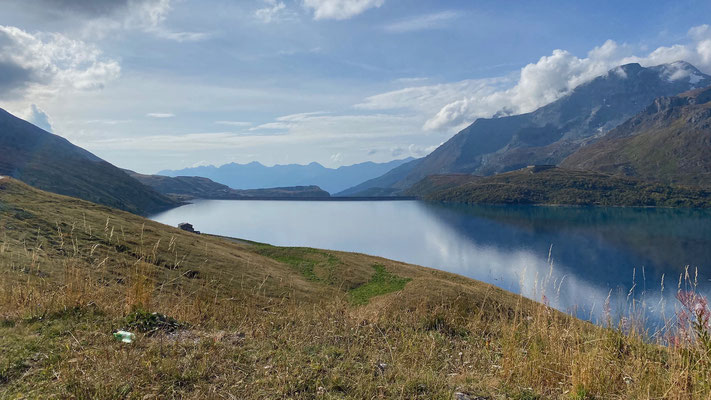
left=562, top=86, right=711, bottom=187
left=0, top=108, right=177, bottom=215
left=1, top=177, right=710, bottom=398
left=404, top=174, right=483, bottom=198
left=418, top=167, right=711, bottom=208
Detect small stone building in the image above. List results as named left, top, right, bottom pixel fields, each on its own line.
left=178, top=222, right=200, bottom=234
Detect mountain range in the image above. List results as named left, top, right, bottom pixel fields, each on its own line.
left=0, top=107, right=177, bottom=215
left=159, top=158, right=415, bottom=194
left=128, top=171, right=330, bottom=200
left=3, top=60, right=711, bottom=213
left=342, top=61, right=711, bottom=195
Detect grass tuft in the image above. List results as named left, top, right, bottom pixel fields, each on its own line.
left=349, top=264, right=411, bottom=305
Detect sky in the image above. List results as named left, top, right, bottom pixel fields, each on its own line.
left=1, top=0, right=711, bottom=174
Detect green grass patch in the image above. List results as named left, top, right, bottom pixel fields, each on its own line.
left=254, top=245, right=339, bottom=283
left=348, top=264, right=411, bottom=305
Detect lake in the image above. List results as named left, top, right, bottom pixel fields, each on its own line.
left=151, top=200, right=711, bottom=326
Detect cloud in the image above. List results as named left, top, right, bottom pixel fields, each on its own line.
left=276, top=111, right=329, bottom=121
left=390, top=144, right=438, bottom=158
left=33, top=0, right=132, bottom=17
left=393, top=77, right=430, bottom=84
left=86, top=131, right=300, bottom=151
left=9, top=0, right=202, bottom=40
left=250, top=112, right=420, bottom=142
left=84, top=119, right=133, bottom=125
left=384, top=10, right=460, bottom=33
left=215, top=120, right=252, bottom=127
left=255, top=0, right=287, bottom=23
left=356, top=25, right=711, bottom=133
left=191, top=160, right=213, bottom=168
left=0, top=25, right=120, bottom=100
left=146, top=112, right=175, bottom=118
left=303, top=0, right=384, bottom=20
left=63, top=0, right=210, bottom=42
left=356, top=77, right=512, bottom=115
left=23, top=104, right=54, bottom=132
left=250, top=111, right=329, bottom=130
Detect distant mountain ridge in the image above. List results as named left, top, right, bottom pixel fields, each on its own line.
left=348, top=61, right=711, bottom=194
left=128, top=171, right=330, bottom=200
left=159, top=158, right=415, bottom=194
left=0, top=107, right=177, bottom=215
left=561, top=85, right=711, bottom=187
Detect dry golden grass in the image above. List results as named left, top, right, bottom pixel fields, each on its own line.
left=1, top=178, right=710, bottom=399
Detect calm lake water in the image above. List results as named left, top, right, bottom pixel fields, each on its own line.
left=151, top=200, right=711, bottom=326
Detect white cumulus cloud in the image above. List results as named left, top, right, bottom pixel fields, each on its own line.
left=81, top=0, right=210, bottom=42
left=357, top=25, right=711, bottom=133
left=0, top=25, right=120, bottom=100
left=255, top=0, right=287, bottom=23
left=303, top=0, right=384, bottom=20
left=22, top=104, right=54, bottom=132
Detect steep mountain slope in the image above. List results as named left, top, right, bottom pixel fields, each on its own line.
left=128, top=171, right=330, bottom=200
left=379, top=62, right=711, bottom=190
left=0, top=108, right=177, bottom=215
left=160, top=157, right=414, bottom=194
left=561, top=86, right=711, bottom=187
left=335, top=158, right=422, bottom=196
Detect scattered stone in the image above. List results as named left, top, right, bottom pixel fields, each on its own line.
left=178, top=222, right=200, bottom=234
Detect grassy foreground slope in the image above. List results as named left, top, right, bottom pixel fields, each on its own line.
left=1, top=177, right=709, bottom=398
left=419, top=167, right=711, bottom=208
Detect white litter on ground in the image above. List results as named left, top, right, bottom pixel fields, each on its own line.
left=113, top=330, right=135, bottom=343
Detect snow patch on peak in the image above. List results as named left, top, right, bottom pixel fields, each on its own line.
left=661, top=61, right=705, bottom=82
left=689, top=73, right=704, bottom=84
